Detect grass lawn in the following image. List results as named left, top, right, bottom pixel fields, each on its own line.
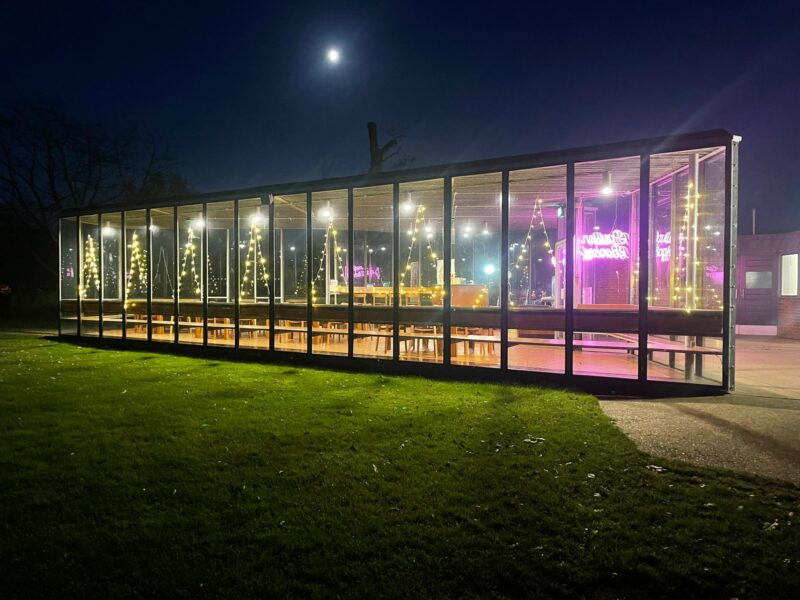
left=1, top=332, right=798, bottom=598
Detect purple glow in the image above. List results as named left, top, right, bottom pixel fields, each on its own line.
left=343, top=264, right=381, bottom=283
left=580, top=229, right=630, bottom=261
left=656, top=230, right=671, bottom=263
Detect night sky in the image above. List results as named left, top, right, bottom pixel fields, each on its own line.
left=3, top=1, right=799, bottom=233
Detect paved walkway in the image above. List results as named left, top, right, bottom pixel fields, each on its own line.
left=601, top=336, right=800, bottom=484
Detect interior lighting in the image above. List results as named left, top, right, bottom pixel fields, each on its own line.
left=601, top=170, right=613, bottom=196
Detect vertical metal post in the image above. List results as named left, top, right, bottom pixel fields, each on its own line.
left=76, top=217, right=82, bottom=336
left=723, top=138, right=739, bottom=391
left=57, top=218, right=63, bottom=336
left=202, top=203, right=208, bottom=347
left=688, top=153, right=700, bottom=309
left=500, top=171, right=510, bottom=372
left=146, top=209, right=153, bottom=342
left=347, top=188, right=355, bottom=357
left=638, top=155, right=650, bottom=382
left=306, top=191, right=313, bottom=355
left=278, top=228, right=284, bottom=303
left=122, top=212, right=127, bottom=340
left=268, top=196, right=276, bottom=352
left=565, top=162, right=575, bottom=376
left=443, top=177, right=452, bottom=366
left=173, top=208, right=179, bottom=344
left=234, top=200, right=240, bottom=350
left=98, top=214, right=104, bottom=338
left=392, top=183, right=400, bottom=361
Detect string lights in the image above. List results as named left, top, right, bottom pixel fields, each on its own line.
left=509, top=198, right=553, bottom=306
left=180, top=225, right=202, bottom=296
left=400, top=204, right=443, bottom=302
left=124, top=231, right=148, bottom=308
left=79, top=233, right=100, bottom=299
left=240, top=214, right=270, bottom=300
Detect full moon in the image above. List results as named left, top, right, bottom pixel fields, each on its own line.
left=326, top=48, right=340, bottom=64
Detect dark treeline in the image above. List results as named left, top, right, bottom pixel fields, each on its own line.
left=0, top=104, right=188, bottom=316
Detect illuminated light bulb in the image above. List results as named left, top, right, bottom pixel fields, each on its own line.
left=601, top=171, right=613, bottom=196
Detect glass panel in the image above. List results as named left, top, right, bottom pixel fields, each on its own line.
left=782, top=254, right=798, bottom=296
left=574, top=156, right=640, bottom=379
left=177, top=205, right=204, bottom=344
left=59, top=217, right=78, bottom=334
left=648, top=147, right=726, bottom=311
left=311, top=190, right=348, bottom=356
left=399, top=179, right=444, bottom=363
left=353, top=185, right=394, bottom=359
left=100, top=213, right=123, bottom=337
left=207, top=201, right=235, bottom=347
left=450, top=172, right=501, bottom=368
left=745, top=271, right=772, bottom=289
left=274, top=193, right=308, bottom=352
left=508, top=165, right=567, bottom=373
left=646, top=335, right=722, bottom=385
left=79, top=214, right=100, bottom=336
left=124, top=210, right=148, bottom=339
left=151, top=207, right=176, bottom=342
left=648, top=147, right=726, bottom=382
left=238, top=198, right=270, bottom=349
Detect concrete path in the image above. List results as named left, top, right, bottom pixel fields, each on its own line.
left=601, top=336, right=800, bottom=484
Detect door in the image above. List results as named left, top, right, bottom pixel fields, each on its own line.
left=736, top=254, right=777, bottom=325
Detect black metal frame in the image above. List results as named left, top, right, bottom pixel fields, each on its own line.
left=57, top=129, right=739, bottom=394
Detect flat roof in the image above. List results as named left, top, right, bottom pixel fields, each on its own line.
left=61, top=128, right=737, bottom=217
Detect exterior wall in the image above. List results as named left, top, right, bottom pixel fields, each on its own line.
left=737, top=231, right=800, bottom=335
left=778, top=297, right=800, bottom=340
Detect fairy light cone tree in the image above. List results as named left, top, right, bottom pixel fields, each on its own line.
left=240, top=219, right=270, bottom=300
left=180, top=227, right=202, bottom=296
left=124, top=231, right=148, bottom=308
left=79, top=234, right=100, bottom=299
left=311, top=216, right=346, bottom=305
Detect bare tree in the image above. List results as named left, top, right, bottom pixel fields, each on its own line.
left=366, top=122, right=415, bottom=173
left=0, top=104, right=188, bottom=276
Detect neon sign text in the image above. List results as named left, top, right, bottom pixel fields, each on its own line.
left=656, top=230, right=671, bottom=263
left=580, top=229, right=630, bottom=261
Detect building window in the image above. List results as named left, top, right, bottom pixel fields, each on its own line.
left=781, top=254, right=799, bottom=296
left=745, top=271, right=772, bottom=289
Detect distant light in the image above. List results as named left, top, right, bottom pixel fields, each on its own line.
left=193, top=218, right=205, bottom=230
left=102, top=224, right=116, bottom=237
left=482, top=222, right=489, bottom=236
left=320, top=207, right=332, bottom=219
left=463, top=232, right=470, bottom=239
left=369, top=248, right=373, bottom=253
left=483, top=264, right=496, bottom=275
left=327, top=48, right=340, bottom=64
left=464, top=224, right=473, bottom=234
left=402, top=201, right=415, bottom=214
left=289, top=246, right=296, bottom=251
left=424, top=224, right=433, bottom=234
left=249, top=212, right=264, bottom=226
left=149, top=224, right=158, bottom=233
left=380, top=246, right=386, bottom=251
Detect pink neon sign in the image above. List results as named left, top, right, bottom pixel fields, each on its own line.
left=656, top=230, right=671, bottom=263
left=343, top=264, right=382, bottom=282
left=580, top=229, right=630, bottom=261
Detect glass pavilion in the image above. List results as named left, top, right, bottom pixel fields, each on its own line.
left=59, top=130, right=740, bottom=394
